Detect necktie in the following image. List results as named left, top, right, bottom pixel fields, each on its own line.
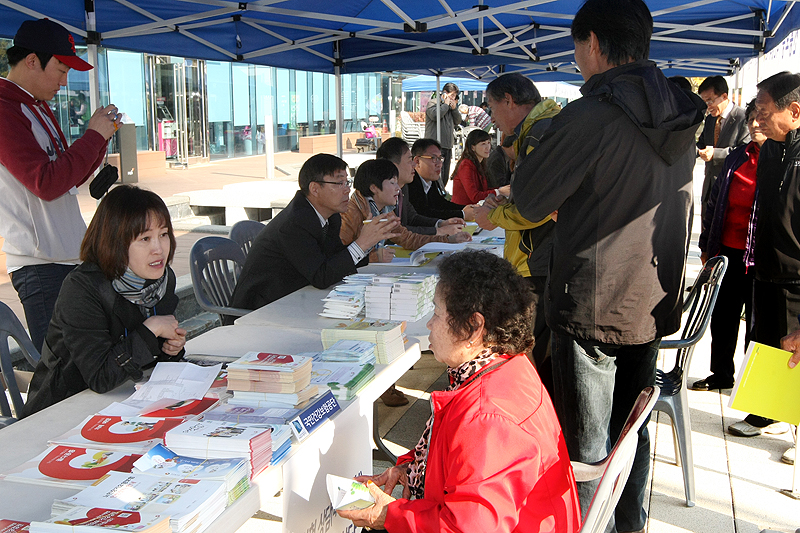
left=714, top=117, right=722, bottom=146
left=322, top=222, right=329, bottom=239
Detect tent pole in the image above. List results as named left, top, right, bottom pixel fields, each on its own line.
left=85, top=1, right=101, bottom=113
left=436, top=74, right=441, bottom=143
left=336, top=66, right=343, bottom=158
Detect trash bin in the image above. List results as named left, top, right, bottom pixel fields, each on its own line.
left=118, top=123, right=138, bottom=184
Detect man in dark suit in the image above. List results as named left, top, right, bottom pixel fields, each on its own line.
left=229, top=154, right=400, bottom=317
left=697, top=76, right=750, bottom=225
left=376, top=137, right=466, bottom=236
left=408, top=138, right=476, bottom=222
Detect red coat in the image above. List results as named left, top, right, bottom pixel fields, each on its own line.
left=451, top=159, right=492, bottom=204
left=385, top=355, right=580, bottom=533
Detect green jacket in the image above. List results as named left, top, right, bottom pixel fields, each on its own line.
left=489, top=99, right=560, bottom=277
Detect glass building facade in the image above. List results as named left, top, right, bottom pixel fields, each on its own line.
left=0, top=39, right=390, bottom=166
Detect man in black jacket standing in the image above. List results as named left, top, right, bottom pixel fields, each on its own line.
left=727, top=71, right=800, bottom=442
left=511, top=0, right=704, bottom=530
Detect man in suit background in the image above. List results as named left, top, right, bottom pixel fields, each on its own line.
left=408, top=138, right=476, bottom=222
left=697, top=76, right=750, bottom=225
left=228, top=154, right=399, bottom=318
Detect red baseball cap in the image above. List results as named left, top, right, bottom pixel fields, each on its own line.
left=13, top=18, right=93, bottom=71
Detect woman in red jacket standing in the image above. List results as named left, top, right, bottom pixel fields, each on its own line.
left=339, top=250, right=580, bottom=533
left=451, top=129, right=510, bottom=204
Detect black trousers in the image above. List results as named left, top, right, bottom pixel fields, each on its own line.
left=708, top=246, right=753, bottom=383
left=751, top=278, right=800, bottom=347
left=527, top=275, right=553, bottom=398
left=441, top=147, right=452, bottom=188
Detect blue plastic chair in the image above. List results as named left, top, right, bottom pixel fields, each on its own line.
left=189, top=236, right=251, bottom=321
left=228, top=220, right=265, bottom=258
left=654, top=255, right=728, bottom=507
left=0, top=301, right=41, bottom=427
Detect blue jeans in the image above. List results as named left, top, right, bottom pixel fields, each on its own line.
left=551, top=332, right=659, bottom=533
left=10, top=264, right=75, bottom=354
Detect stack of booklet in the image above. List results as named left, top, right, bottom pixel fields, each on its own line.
left=226, top=352, right=318, bottom=408
left=48, top=416, right=185, bottom=455
left=0, top=520, right=30, bottom=533
left=321, top=320, right=406, bottom=364
left=364, top=282, right=394, bottom=320
left=200, top=403, right=301, bottom=425
left=320, top=284, right=366, bottom=319
left=310, top=361, right=375, bottom=401
left=51, top=471, right=226, bottom=533
left=30, top=507, right=171, bottom=533
left=1, top=445, right=139, bottom=489
left=164, top=420, right=273, bottom=476
left=361, top=273, right=437, bottom=322
left=310, top=340, right=377, bottom=365
left=133, top=444, right=250, bottom=506
left=390, top=274, right=437, bottom=321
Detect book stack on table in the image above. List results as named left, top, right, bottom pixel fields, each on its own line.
left=321, top=320, right=406, bottom=364
left=132, top=443, right=250, bottom=505
left=320, top=284, right=366, bottom=319
left=30, top=507, right=171, bottom=533
left=51, top=471, right=227, bottom=533
left=361, top=273, right=437, bottom=322
left=390, top=274, right=437, bottom=321
left=309, top=361, right=376, bottom=401
left=164, top=420, right=273, bottom=477
left=226, top=352, right=318, bottom=409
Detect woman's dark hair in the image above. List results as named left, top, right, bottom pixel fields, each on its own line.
left=453, top=129, right=492, bottom=182
left=745, top=98, right=757, bottom=121
left=81, top=185, right=176, bottom=280
left=354, top=159, right=399, bottom=198
left=437, top=250, right=534, bottom=354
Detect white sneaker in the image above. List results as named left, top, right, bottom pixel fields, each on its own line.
left=728, top=420, right=790, bottom=437
left=782, top=446, right=796, bottom=465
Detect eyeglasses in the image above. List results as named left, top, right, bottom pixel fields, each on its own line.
left=418, top=155, right=445, bottom=163
left=315, top=179, right=353, bottom=188
left=702, top=94, right=724, bottom=107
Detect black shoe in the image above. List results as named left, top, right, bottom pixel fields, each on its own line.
left=689, top=375, right=734, bottom=391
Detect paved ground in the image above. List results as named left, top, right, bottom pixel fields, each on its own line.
left=2, top=151, right=798, bottom=532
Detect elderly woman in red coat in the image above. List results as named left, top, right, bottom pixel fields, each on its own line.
left=339, top=250, right=580, bottom=533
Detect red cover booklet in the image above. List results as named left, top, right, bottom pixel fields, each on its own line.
left=49, top=416, right=184, bottom=454
left=2, top=445, right=139, bottom=489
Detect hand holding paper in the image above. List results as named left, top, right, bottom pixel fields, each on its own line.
left=780, top=329, right=800, bottom=368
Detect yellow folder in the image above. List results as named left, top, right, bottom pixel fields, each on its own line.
left=729, top=342, right=800, bottom=425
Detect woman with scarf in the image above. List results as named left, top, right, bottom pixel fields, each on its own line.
left=451, top=129, right=511, bottom=205
left=338, top=250, right=580, bottom=533
left=22, top=185, right=185, bottom=417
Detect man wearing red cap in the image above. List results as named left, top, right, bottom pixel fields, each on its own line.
left=0, top=18, right=120, bottom=352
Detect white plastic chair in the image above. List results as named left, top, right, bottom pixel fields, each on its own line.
left=655, top=255, right=727, bottom=507
left=572, top=385, right=660, bottom=533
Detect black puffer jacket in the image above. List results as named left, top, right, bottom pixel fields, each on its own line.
left=753, top=130, right=800, bottom=283
left=512, top=60, right=705, bottom=344
left=22, top=262, right=180, bottom=417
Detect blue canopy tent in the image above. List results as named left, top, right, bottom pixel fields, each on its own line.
left=0, top=0, right=796, bottom=152
left=402, top=75, right=487, bottom=92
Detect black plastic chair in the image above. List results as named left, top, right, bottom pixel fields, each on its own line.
left=0, top=301, right=41, bottom=427
left=654, top=255, right=727, bottom=507
left=189, top=236, right=251, bottom=321
left=228, top=219, right=265, bottom=258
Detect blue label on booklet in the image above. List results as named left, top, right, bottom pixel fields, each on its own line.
left=289, top=390, right=341, bottom=442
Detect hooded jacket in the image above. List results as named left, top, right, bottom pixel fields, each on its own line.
left=0, top=78, right=107, bottom=269
left=751, top=130, right=800, bottom=282
left=512, top=60, right=705, bottom=344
